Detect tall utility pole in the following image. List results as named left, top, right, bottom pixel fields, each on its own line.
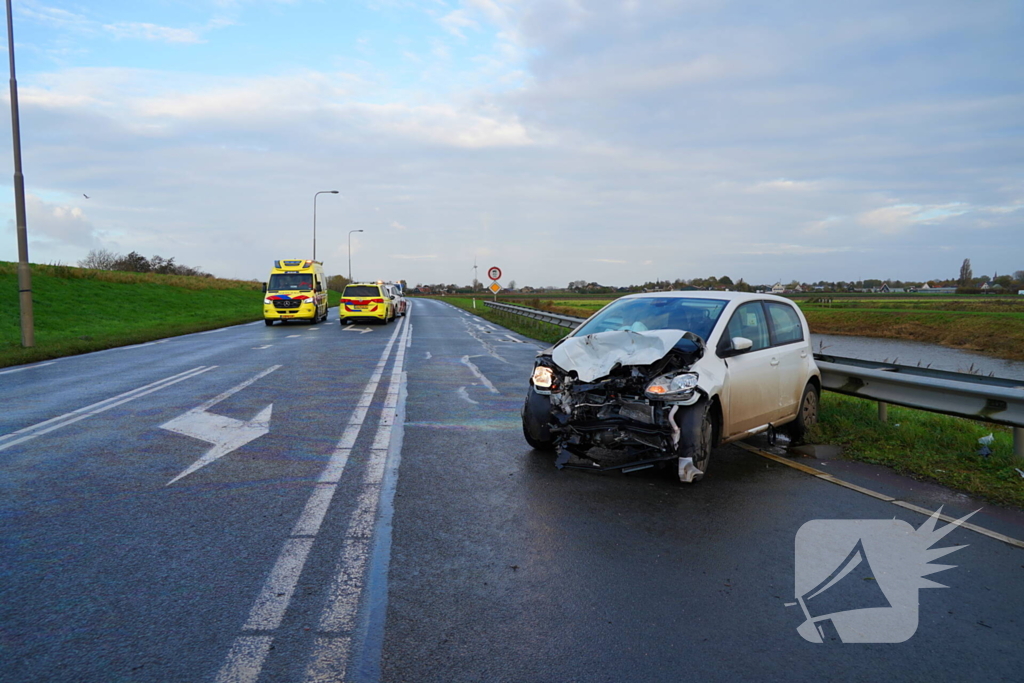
left=6, top=0, right=32, bottom=347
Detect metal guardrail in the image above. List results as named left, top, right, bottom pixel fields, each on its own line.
left=483, top=299, right=1024, bottom=456
left=485, top=301, right=584, bottom=329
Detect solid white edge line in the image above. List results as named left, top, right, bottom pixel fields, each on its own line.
left=0, top=366, right=216, bottom=452
left=0, top=361, right=56, bottom=376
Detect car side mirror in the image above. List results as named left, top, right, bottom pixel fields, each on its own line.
left=718, top=336, right=753, bottom=357
left=262, top=282, right=267, bottom=293
left=731, top=337, right=753, bottom=353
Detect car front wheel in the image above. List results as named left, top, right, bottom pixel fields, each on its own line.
left=521, top=388, right=556, bottom=451
left=673, top=400, right=715, bottom=480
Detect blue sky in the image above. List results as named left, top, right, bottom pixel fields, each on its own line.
left=1, top=0, right=1021, bottom=287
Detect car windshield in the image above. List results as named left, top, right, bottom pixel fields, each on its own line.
left=344, top=285, right=381, bottom=298
left=268, top=274, right=313, bottom=291
left=572, top=297, right=727, bottom=341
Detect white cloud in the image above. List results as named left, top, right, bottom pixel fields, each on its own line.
left=103, top=22, right=203, bottom=44
left=394, top=254, right=438, bottom=259
left=391, top=220, right=407, bottom=230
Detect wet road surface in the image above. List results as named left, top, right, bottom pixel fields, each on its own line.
left=1, top=300, right=1021, bottom=681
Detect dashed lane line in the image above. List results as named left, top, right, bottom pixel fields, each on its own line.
left=215, top=317, right=407, bottom=683
left=0, top=366, right=217, bottom=453
left=734, top=441, right=1024, bottom=549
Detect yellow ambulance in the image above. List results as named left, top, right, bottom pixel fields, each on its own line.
left=263, top=259, right=329, bottom=325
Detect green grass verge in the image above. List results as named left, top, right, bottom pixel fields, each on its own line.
left=1, top=261, right=341, bottom=368
left=427, top=296, right=1024, bottom=509
left=809, top=393, right=1022, bottom=509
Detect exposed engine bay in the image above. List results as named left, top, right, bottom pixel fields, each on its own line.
left=531, top=329, right=707, bottom=472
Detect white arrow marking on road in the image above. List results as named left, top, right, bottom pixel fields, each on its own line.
left=253, top=345, right=272, bottom=349
left=162, top=365, right=281, bottom=485
left=342, top=326, right=373, bottom=334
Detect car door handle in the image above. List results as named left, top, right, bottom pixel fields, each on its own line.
left=800, top=350, right=807, bottom=358
left=770, top=358, right=779, bottom=366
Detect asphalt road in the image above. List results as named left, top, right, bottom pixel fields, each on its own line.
left=1, top=299, right=1021, bottom=682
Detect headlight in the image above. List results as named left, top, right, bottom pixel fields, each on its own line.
left=645, top=372, right=698, bottom=400
left=531, top=366, right=554, bottom=389
left=264, top=298, right=273, bottom=304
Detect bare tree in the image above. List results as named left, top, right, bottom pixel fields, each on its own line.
left=78, top=248, right=121, bottom=270
left=958, top=258, right=972, bottom=287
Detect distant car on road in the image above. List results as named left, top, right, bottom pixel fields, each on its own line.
left=339, top=282, right=396, bottom=325
left=385, top=283, right=407, bottom=317
left=521, top=291, right=820, bottom=481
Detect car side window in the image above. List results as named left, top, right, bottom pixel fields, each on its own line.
left=724, top=302, right=770, bottom=351
left=766, top=302, right=803, bottom=345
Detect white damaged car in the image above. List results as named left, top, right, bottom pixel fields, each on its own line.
left=521, top=291, right=821, bottom=482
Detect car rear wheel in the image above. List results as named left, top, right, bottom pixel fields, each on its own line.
left=787, top=383, right=819, bottom=444
left=522, top=388, right=556, bottom=452
left=264, top=319, right=273, bottom=326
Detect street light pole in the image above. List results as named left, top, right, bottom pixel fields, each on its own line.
left=348, top=229, right=363, bottom=281
left=6, top=0, right=32, bottom=347
left=312, top=190, right=338, bottom=260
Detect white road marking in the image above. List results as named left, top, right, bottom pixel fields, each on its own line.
left=252, top=345, right=272, bottom=350
left=217, top=317, right=408, bottom=683
left=504, top=334, right=526, bottom=344
left=0, top=361, right=56, bottom=376
left=242, top=537, right=316, bottom=631
left=287, top=335, right=301, bottom=338
left=162, top=365, right=282, bottom=484
left=457, top=386, right=479, bottom=405
left=216, top=636, right=273, bottom=683
left=343, top=326, right=373, bottom=334
left=304, top=308, right=413, bottom=681
left=424, top=351, right=432, bottom=360
left=461, top=355, right=500, bottom=394
left=0, top=366, right=216, bottom=453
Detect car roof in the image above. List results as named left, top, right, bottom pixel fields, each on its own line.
left=616, top=290, right=796, bottom=305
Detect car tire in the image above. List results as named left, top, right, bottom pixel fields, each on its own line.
left=264, top=319, right=273, bottom=326
left=673, top=400, right=715, bottom=479
left=521, top=388, right=556, bottom=452
left=787, top=383, right=819, bottom=444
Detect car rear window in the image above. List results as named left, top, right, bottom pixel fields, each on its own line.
left=344, top=285, right=381, bottom=298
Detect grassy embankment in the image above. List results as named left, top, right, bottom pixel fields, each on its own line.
left=1, top=261, right=341, bottom=368
left=428, top=295, right=1024, bottom=509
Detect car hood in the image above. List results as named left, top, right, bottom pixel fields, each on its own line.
left=551, top=329, right=688, bottom=382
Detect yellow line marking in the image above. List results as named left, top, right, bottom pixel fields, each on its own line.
left=736, top=441, right=1024, bottom=550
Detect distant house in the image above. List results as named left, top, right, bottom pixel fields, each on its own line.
left=771, top=282, right=785, bottom=294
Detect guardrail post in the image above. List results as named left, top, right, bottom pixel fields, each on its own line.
left=1015, top=427, right=1024, bottom=461
left=878, top=401, right=888, bottom=423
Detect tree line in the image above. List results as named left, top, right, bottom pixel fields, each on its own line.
left=79, top=249, right=212, bottom=278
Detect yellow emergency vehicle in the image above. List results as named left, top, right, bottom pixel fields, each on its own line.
left=263, top=259, right=328, bottom=325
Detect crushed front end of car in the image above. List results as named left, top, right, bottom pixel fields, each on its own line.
left=524, top=329, right=710, bottom=481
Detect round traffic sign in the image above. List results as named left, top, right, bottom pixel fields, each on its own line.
left=487, top=266, right=502, bottom=281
